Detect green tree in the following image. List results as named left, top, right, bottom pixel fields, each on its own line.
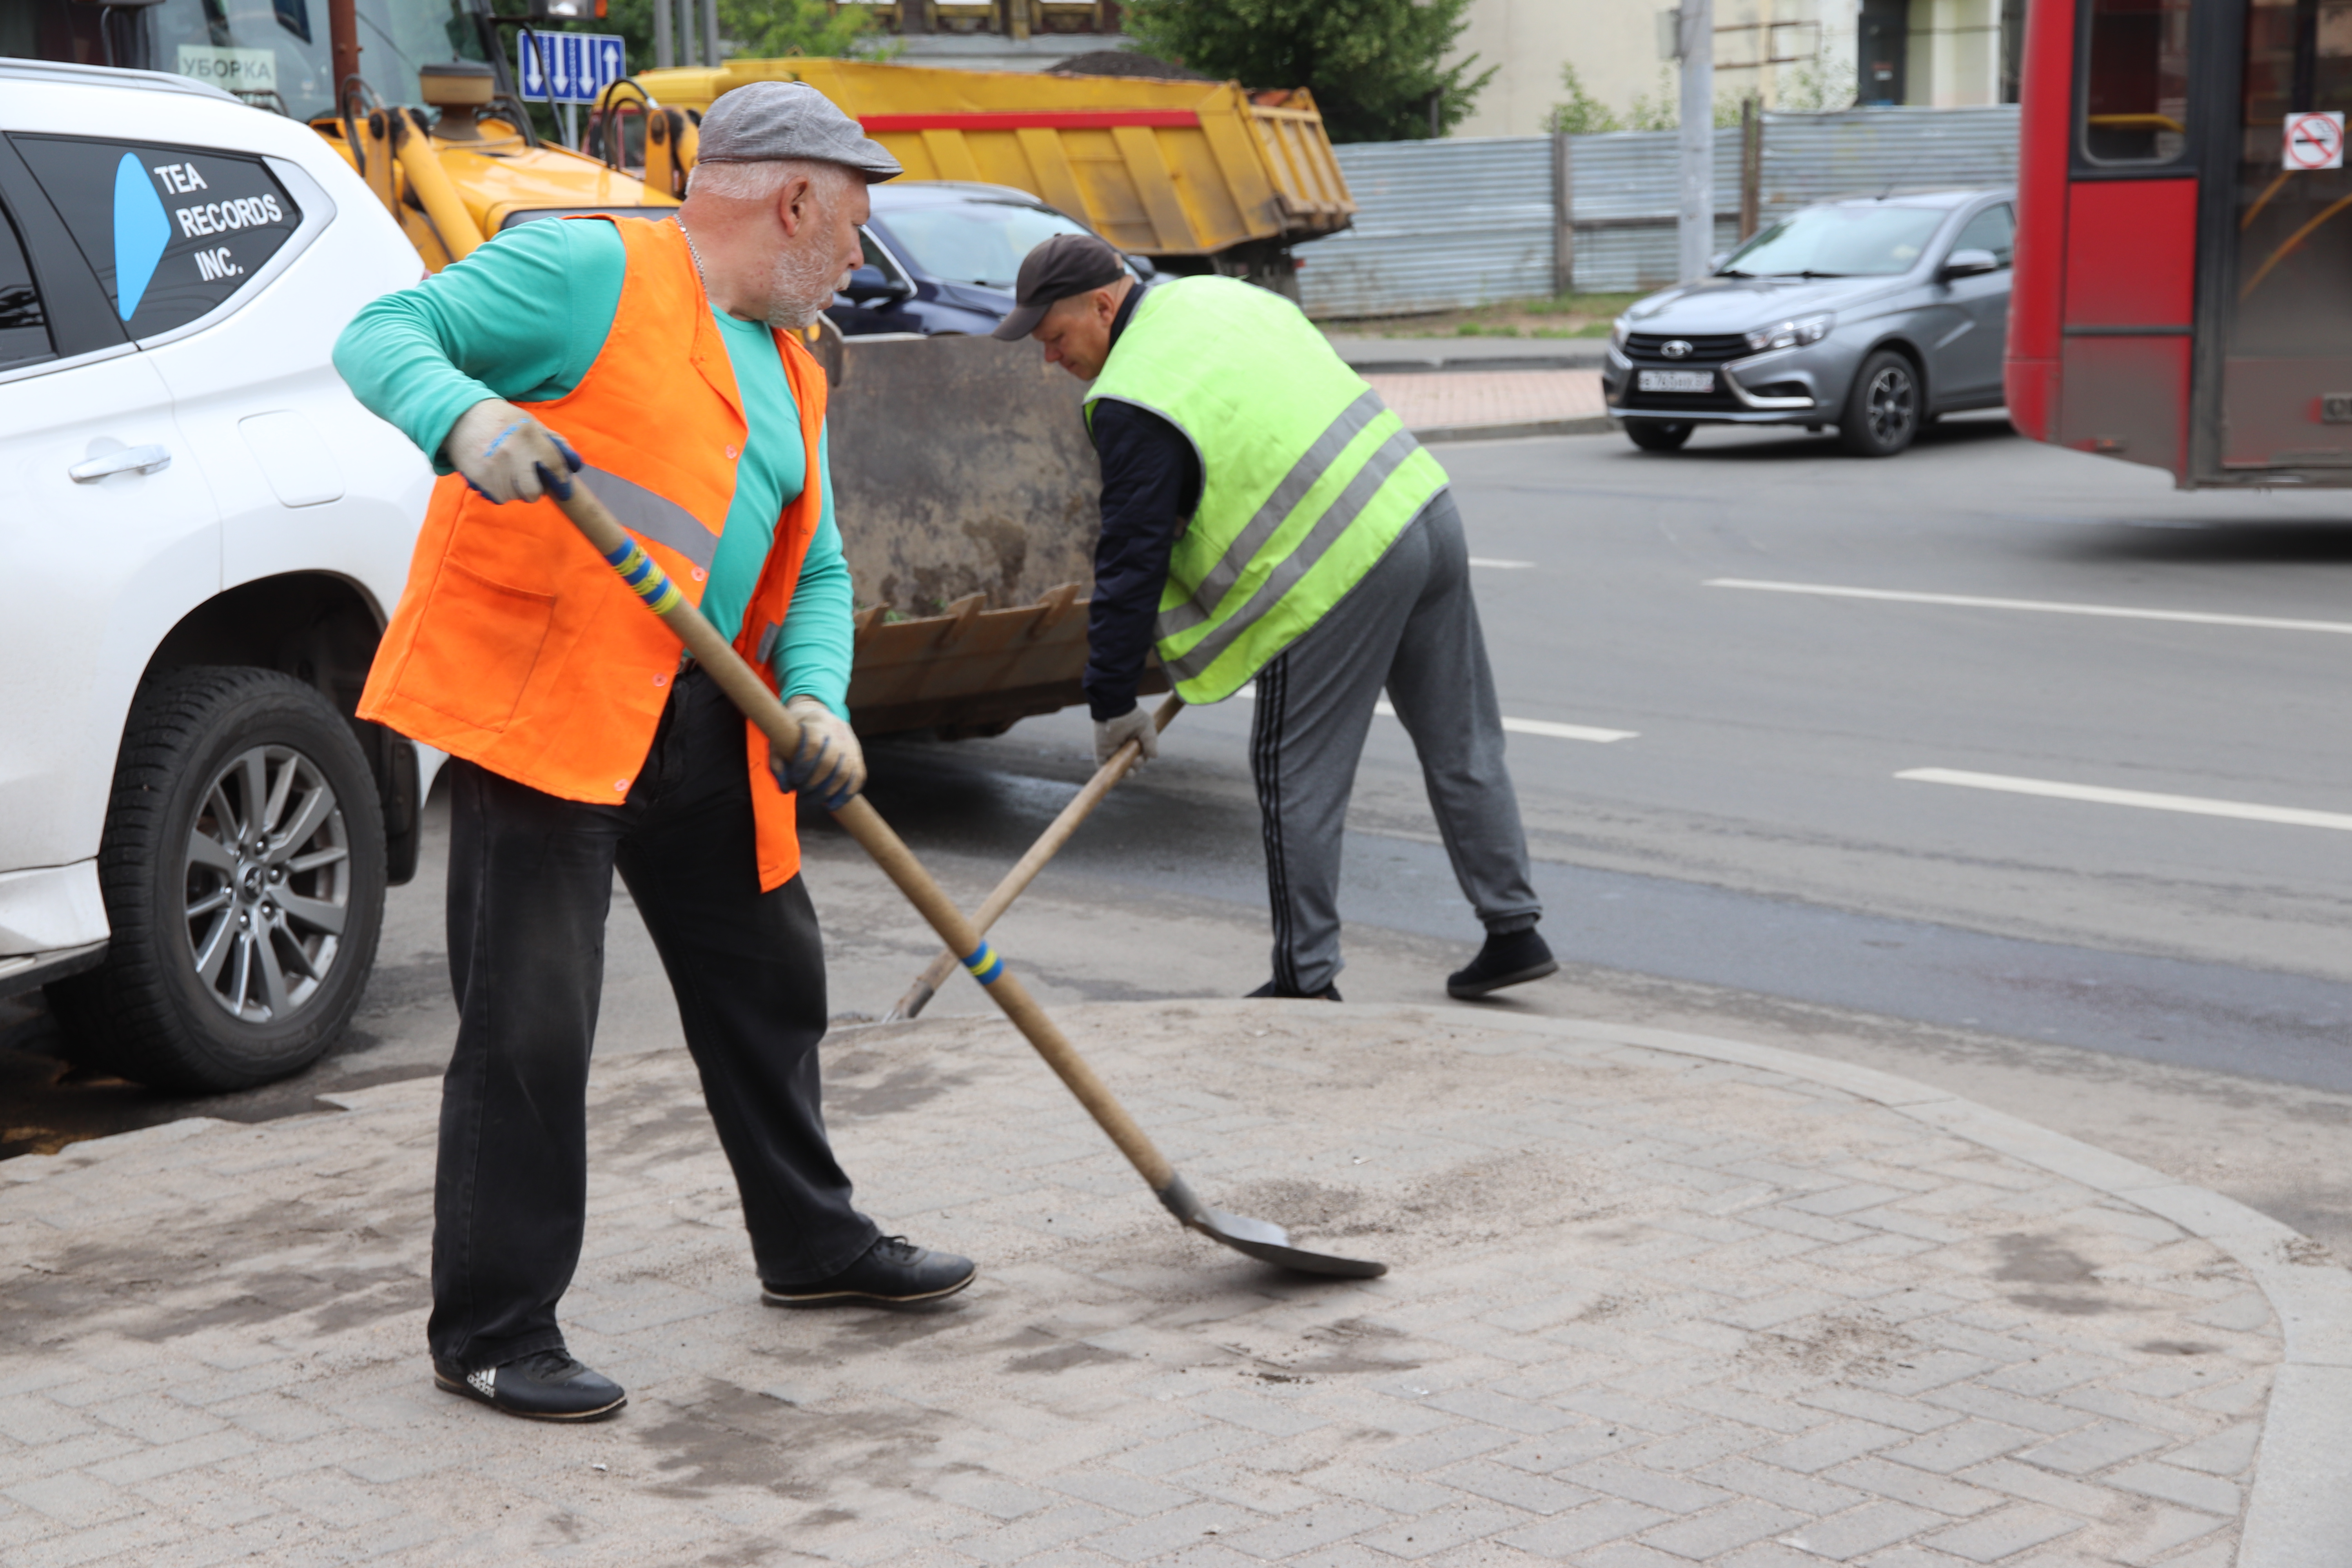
left=1120, top=0, right=1497, bottom=143
left=1545, top=63, right=1621, bottom=135
left=718, top=0, right=890, bottom=60
left=598, top=0, right=889, bottom=74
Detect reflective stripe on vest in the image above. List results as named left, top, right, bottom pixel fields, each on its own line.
left=1084, top=276, right=1447, bottom=703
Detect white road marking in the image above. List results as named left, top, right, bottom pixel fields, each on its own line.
left=1707, top=578, right=2352, bottom=636
left=1501, top=716, right=1638, bottom=742
left=1468, top=557, right=1535, bottom=569
left=1896, top=768, right=2352, bottom=832
left=1232, top=688, right=1636, bottom=742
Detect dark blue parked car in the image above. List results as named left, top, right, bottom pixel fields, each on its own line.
left=827, top=180, right=1146, bottom=337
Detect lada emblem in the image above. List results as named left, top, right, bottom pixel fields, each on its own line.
left=1661, top=339, right=1693, bottom=359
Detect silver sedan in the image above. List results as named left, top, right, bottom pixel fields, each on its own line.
left=1601, top=189, right=2016, bottom=457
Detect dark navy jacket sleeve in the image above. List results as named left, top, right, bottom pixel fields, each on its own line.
left=1083, top=288, right=1201, bottom=721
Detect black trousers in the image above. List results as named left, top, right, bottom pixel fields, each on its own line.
left=428, top=667, right=878, bottom=1371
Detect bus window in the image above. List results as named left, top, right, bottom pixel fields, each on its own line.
left=2080, top=0, right=2192, bottom=163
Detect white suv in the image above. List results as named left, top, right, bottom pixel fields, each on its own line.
left=0, top=61, right=432, bottom=1092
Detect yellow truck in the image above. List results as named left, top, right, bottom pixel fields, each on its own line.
left=628, top=57, right=1353, bottom=295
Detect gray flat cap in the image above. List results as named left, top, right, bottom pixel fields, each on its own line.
left=697, top=81, right=901, bottom=181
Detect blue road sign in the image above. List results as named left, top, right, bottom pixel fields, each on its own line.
left=515, top=29, right=625, bottom=106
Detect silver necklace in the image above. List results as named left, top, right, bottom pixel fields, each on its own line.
left=678, top=218, right=710, bottom=297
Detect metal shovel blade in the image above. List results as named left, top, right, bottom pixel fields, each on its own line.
left=1157, top=1174, right=1388, bottom=1278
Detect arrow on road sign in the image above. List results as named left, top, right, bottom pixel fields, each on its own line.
left=514, top=28, right=624, bottom=103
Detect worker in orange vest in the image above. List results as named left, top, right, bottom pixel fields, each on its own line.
left=334, top=85, right=975, bottom=1425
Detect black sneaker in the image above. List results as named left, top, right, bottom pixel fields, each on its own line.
left=433, top=1349, right=626, bottom=1422
left=1447, top=927, right=1558, bottom=1000
left=762, top=1236, right=976, bottom=1308
left=1247, top=978, right=1342, bottom=1001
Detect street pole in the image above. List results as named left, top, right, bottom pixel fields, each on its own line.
left=703, top=0, right=720, bottom=71
left=328, top=0, right=360, bottom=104
left=1677, top=0, right=1715, bottom=282
left=654, top=0, right=671, bottom=70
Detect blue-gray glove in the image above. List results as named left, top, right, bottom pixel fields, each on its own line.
left=446, top=398, right=581, bottom=503
left=771, top=696, right=865, bottom=810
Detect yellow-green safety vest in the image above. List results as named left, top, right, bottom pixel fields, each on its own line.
left=1085, top=276, right=1448, bottom=703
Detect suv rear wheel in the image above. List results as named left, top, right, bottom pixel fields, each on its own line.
left=1839, top=350, right=1921, bottom=457
left=48, top=668, right=386, bottom=1093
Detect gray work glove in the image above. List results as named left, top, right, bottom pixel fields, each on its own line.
left=1093, top=704, right=1160, bottom=769
left=771, top=695, right=866, bottom=810
left=445, top=397, right=581, bottom=504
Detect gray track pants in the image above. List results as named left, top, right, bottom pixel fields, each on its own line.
left=1247, top=489, right=1541, bottom=994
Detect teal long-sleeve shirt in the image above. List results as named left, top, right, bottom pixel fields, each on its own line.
left=332, top=216, right=853, bottom=716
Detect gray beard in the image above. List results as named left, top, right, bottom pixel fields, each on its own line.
left=763, top=238, right=842, bottom=331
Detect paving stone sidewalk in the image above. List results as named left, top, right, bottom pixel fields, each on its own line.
left=1360, top=370, right=1607, bottom=436
left=0, top=1000, right=2324, bottom=1566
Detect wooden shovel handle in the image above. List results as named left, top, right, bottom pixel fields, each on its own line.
left=889, top=693, right=1183, bottom=1021
left=555, top=483, right=1178, bottom=1191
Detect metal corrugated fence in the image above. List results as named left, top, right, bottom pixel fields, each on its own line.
left=1759, top=106, right=2022, bottom=213
left=1559, top=131, right=1744, bottom=298
left=1293, top=137, right=1556, bottom=319
left=1297, top=105, right=2021, bottom=318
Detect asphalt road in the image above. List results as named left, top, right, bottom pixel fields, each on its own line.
left=937, top=412, right=2352, bottom=1079
left=13, top=412, right=2352, bottom=1247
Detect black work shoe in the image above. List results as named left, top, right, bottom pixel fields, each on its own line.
left=433, top=1349, right=626, bottom=1422
left=762, top=1236, right=976, bottom=1308
left=1247, top=978, right=1342, bottom=1001
left=1447, top=927, right=1558, bottom=1000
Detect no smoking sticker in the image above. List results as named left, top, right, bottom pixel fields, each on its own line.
left=2285, top=111, right=2346, bottom=169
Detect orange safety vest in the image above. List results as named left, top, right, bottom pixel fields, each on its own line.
left=359, top=216, right=826, bottom=891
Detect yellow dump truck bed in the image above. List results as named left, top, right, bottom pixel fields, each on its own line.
left=632, top=58, right=1352, bottom=262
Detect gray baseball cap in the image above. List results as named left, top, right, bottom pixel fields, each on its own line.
left=696, top=82, right=902, bottom=181
left=990, top=233, right=1130, bottom=339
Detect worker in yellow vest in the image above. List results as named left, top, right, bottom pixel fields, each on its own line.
left=334, top=85, right=974, bottom=1426
left=997, top=236, right=1556, bottom=1004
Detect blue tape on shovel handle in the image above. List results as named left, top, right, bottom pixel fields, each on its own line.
left=602, top=538, right=683, bottom=614
left=962, top=941, right=1005, bottom=984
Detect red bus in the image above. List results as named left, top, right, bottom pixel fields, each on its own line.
left=2009, top=0, right=2352, bottom=486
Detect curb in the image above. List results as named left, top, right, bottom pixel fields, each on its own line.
left=1327, top=1001, right=2352, bottom=1568
left=1347, top=353, right=1607, bottom=375
left=1410, top=414, right=1617, bottom=444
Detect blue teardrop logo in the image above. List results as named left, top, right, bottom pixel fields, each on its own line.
left=112, top=153, right=172, bottom=321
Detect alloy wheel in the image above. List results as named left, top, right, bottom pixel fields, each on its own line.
left=1865, top=364, right=1916, bottom=446
left=182, top=744, right=352, bottom=1023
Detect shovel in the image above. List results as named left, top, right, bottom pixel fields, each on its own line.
left=556, top=482, right=1386, bottom=1280
left=886, top=693, right=1183, bottom=1022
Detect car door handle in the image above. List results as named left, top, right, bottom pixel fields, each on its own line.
left=68, top=444, right=172, bottom=483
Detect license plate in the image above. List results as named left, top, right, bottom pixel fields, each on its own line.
left=1638, top=369, right=1714, bottom=393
